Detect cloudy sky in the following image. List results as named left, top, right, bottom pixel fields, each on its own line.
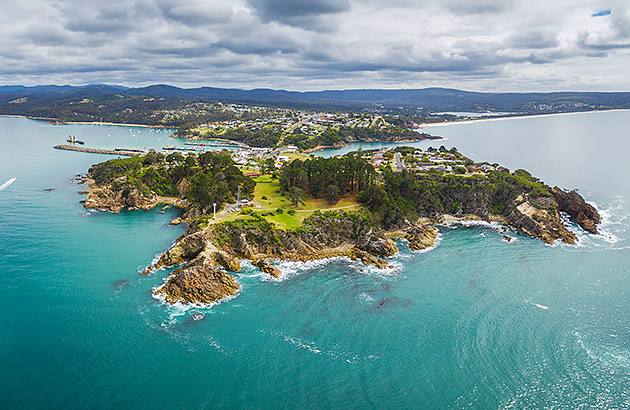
left=1, top=0, right=629, bottom=91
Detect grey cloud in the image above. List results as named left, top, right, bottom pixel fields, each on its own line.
left=60, top=3, right=137, bottom=33
left=0, top=0, right=629, bottom=92
left=247, top=0, right=350, bottom=28
left=442, top=0, right=507, bottom=15
left=248, top=0, right=350, bottom=19
left=155, top=0, right=236, bottom=26
left=508, top=30, right=559, bottom=49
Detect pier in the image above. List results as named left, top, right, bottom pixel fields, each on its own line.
left=53, top=145, right=143, bottom=156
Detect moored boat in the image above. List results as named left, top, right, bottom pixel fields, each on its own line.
left=66, top=135, right=84, bottom=144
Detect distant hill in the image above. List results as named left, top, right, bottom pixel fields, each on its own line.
left=1, top=84, right=630, bottom=114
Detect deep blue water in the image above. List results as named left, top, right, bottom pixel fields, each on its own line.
left=1, top=113, right=630, bottom=409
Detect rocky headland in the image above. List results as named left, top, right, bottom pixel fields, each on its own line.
left=83, top=176, right=191, bottom=212
left=81, top=149, right=601, bottom=307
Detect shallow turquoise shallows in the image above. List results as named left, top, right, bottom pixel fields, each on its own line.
left=1, top=113, right=630, bottom=409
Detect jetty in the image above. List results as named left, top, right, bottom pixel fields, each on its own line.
left=54, top=145, right=143, bottom=156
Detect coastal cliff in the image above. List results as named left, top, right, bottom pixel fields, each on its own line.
left=149, top=211, right=412, bottom=304
left=84, top=178, right=159, bottom=212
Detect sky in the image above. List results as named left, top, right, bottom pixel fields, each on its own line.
left=1, top=0, right=629, bottom=91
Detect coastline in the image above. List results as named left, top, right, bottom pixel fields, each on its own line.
left=303, top=135, right=443, bottom=154
left=63, top=121, right=173, bottom=128
left=0, top=114, right=175, bottom=129
left=418, top=108, right=630, bottom=129
left=170, top=133, right=249, bottom=147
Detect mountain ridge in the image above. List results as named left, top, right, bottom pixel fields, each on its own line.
left=1, top=84, right=630, bottom=113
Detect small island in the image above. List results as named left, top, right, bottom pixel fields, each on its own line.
left=82, top=146, right=600, bottom=306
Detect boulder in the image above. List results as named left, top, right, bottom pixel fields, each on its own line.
left=351, top=248, right=390, bottom=269
left=252, top=259, right=282, bottom=278
left=155, top=261, right=239, bottom=305
left=169, top=217, right=183, bottom=225
left=405, top=224, right=438, bottom=251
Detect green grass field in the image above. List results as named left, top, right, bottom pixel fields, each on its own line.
left=216, top=174, right=362, bottom=229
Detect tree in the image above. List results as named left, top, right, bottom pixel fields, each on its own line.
left=326, top=184, right=340, bottom=204
left=265, top=158, right=276, bottom=174
left=185, top=155, right=197, bottom=166
left=288, top=186, right=305, bottom=207
left=166, top=152, right=184, bottom=163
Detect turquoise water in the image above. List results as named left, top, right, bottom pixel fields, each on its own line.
left=1, top=113, right=630, bottom=409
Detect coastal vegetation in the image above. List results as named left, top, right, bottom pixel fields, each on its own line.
left=87, top=150, right=254, bottom=213
left=83, top=146, right=600, bottom=306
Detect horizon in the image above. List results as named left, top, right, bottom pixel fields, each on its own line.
left=3, top=83, right=630, bottom=95
left=1, top=1, right=629, bottom=92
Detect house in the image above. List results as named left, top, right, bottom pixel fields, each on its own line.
left=243, top=172, right=260, bottom=178
left=277, top=155, right=290, bottom=162
left=284, top=145, right=299, bottom=153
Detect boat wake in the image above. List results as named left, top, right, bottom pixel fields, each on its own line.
left=0, top=177, right=16, bottom=191
left=263, top=329, right=380, bottom=363
left=524, top=298, right=549, bottom=310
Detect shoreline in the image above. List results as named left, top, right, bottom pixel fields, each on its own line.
left=0, top=114, right=175, bottom=129
left=170, top=133, right=249, bottom=147
left=303, top=135, right=443, bottom=154
left=418, top=108, right=630, bottom=128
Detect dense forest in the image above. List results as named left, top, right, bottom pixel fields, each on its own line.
left=0, top=93, right=238, bottom=127
left=279, top=156, right=376, bottom=203
left=90, top=150, right=255, bottom=211
left=278, top=155, right=553, bottom=229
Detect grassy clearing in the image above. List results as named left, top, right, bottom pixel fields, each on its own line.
left=210, top=174, right=361, bottom=229
left=253, top=175, right=357, bottom=210
left=201, top=171, right=361, bottom=230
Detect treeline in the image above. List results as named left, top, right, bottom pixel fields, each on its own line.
left=357, top=168, right=552, bottom=228
left=277, top=155, right=553, bottom=228
left=282, top=125, right=431, bottom=151
left=0, top=95, right=237, bottom=126
left=90, top=150, right=254, bottom=210
left=279, top=156, right=376, bottom=203
left=179, top=126, right=284, bottom=148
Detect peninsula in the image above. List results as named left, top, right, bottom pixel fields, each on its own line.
left=82, top=146, right=600, bottom=306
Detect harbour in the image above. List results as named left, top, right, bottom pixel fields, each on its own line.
left=53, top=144, right=142, bottom=156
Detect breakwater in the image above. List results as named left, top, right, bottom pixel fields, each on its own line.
left=53, top=145, right=142, bottom=156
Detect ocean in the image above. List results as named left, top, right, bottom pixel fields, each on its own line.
left=1, top=112, right=629, bottom=409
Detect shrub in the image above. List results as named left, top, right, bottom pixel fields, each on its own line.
left=287, top=209, right=296, bottom=216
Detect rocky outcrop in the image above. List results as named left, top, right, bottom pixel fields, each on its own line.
left=356, top=230, right=399, bottom=257
left=169, top=217, right=183, bottom=225
left=154, top=259, right=239, bottom=305
left=551, top=187, right=600, bottom=234
left=350, top=248, right=390, bottom=269
left=85, top=185, right=158, bottom=212
left=505, top=195, right=576, bottom=244
left=405, top=225, right=439, bottom=251
left=82, top=175, right=190, bottom=213
left=252, top=259, right=282, bottom=278
left=156, top=231, right=241, bottom=272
